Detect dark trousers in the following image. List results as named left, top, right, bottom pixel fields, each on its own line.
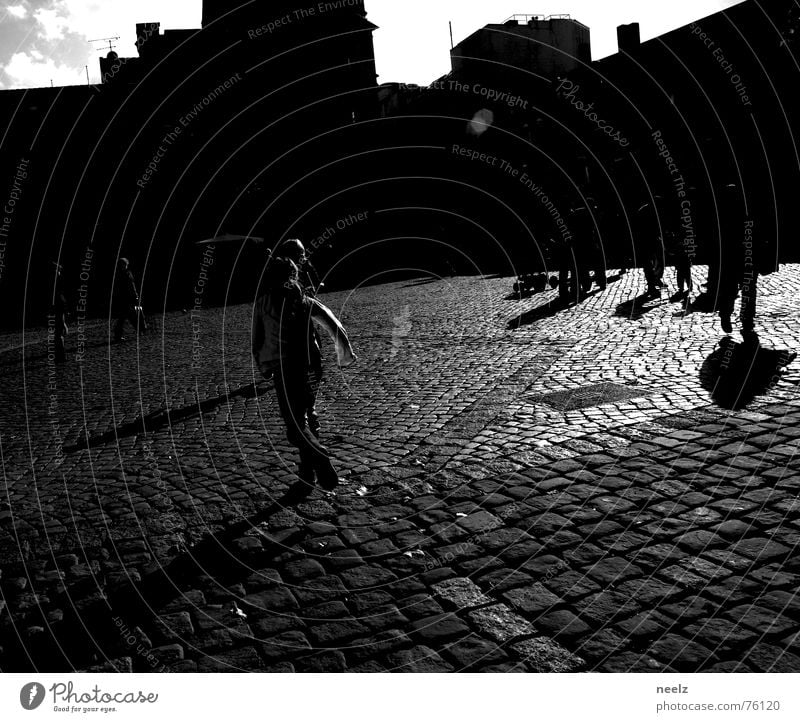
left=643, top=245, right=665, bottom=291
left=557, top=249, right=584, bottom=302
left=54, top=314, right=66, bottom=363
left=114, top=305, right=147, bottom=340
left=719, top=271, right=757, bottom=332
left=592, top=250, right=607, bottom=289
left=273, top=366, right=336, bottom=485
left=675, top=255, right=693, bottom=292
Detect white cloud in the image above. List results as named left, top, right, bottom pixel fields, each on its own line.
left=33, top=7, right=70, bottom=40
left=0, top=0, right=200, bottom=89
left=6, top=5, right=28, bottom=19
left=4, top=50, right=86, bottom=88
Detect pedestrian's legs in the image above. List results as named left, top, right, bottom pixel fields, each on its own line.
left=557, top=253, right=570, bottom=301
left=718, top=272, right=738, bottom=333
left=578, top=254, right=592, bottom=293
left=594, top=254, right=607, bottom=289
left=130, top=307, right=148, bottom=335
left=652, top=246, right=665, bottom=288
left=676, top=257, right=691, bottom=293
left=740, top=271, right=757, bottom=334
left=307, top=370, right=322, bottom=437
left=274, top=367, right=338, bottom=488
left=643, top=258, right=656, bottom=295
left=113, top=312, right=127, bottom=341
left=54, top=313, right=66, bottom=363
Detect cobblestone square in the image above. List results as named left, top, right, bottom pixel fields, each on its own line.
left=0, top=265, right=798, bottom=673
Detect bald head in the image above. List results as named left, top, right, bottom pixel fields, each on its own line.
left=277, top=239, right=307, bottom=266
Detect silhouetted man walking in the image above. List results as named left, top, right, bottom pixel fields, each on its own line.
left=252, top=247, right=351, bottom=490
left=113, top=258, right=147, bottom=342
left=717, top=184, right=758, bottom=343
left=50, top=262, right=68, bottom=364
left=634, top=198, right=665, bottom=298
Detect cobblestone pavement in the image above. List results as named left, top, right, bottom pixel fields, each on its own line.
left=1, top=265, right=799, bottom=672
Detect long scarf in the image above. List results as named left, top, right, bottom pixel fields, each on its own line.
left=310, top=298, right=357, bottom=367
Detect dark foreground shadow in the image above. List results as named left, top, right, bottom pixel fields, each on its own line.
left=0, top=481, right=318, bottom=672
left=700, top=337, right=797, bottom=410
left=614, top=292, right=663, bottom=320
left=63, top=382, right=270, bottom=453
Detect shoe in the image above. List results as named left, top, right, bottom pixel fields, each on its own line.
left=317, top=475, right=340, bottom=492
left=720, top=315, right=733, bottom=334
left=741, top=330, right=759, bottom=347
left=297, top=461, right=315, bottom=484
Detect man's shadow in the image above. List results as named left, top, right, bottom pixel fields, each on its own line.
left=700, top=337, right=797, bottom=410
left=62, top=382, right=271, bottom=453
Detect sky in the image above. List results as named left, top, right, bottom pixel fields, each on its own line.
left=0, top=0, right=745, bottom=89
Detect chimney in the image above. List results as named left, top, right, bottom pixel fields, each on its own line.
left=135, top=23, right=160, bottom=57
left=617, top=23, right=640, bottom=53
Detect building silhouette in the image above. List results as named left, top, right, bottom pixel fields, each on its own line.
left=0, top=0, right=797, bottom=329
left=0, top=0, right=379, bottom=328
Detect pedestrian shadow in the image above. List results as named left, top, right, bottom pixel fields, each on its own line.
left=507, top=296, right=567, bottom=328
left=614, top=293, right=662, bottom=320
left=685, top=292, right=719, bottom=316
left=402, top=277, right=440, bottom=288
left=0, top=480, right=318, bottom=672
left=62, top=382, right=271, bottom=453
left=507, top=289, right=602, bottom=329
left=505, top=288, right=544, bottom=301
left=700, top=337, right=797, bottom=410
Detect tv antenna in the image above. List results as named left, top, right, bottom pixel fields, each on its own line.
left=89, top=36, right=120, bottom=52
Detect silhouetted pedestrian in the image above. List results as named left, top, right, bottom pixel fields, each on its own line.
left=49, top=262, right=67, bottom=364
left=567, top=201, right=594, bottom=295
left=113, top=258, right=147, bottom=343
left=252, top=252, right=347, bottom=490
left=275, top=239, right=323, bottom=422
left=667, top=231, right=693, bottom=297
left=717, top=184, right=758, bottom=343
left=547, top=235, right=580, bottom=303
left=634, top=198, right=665, bottom=298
